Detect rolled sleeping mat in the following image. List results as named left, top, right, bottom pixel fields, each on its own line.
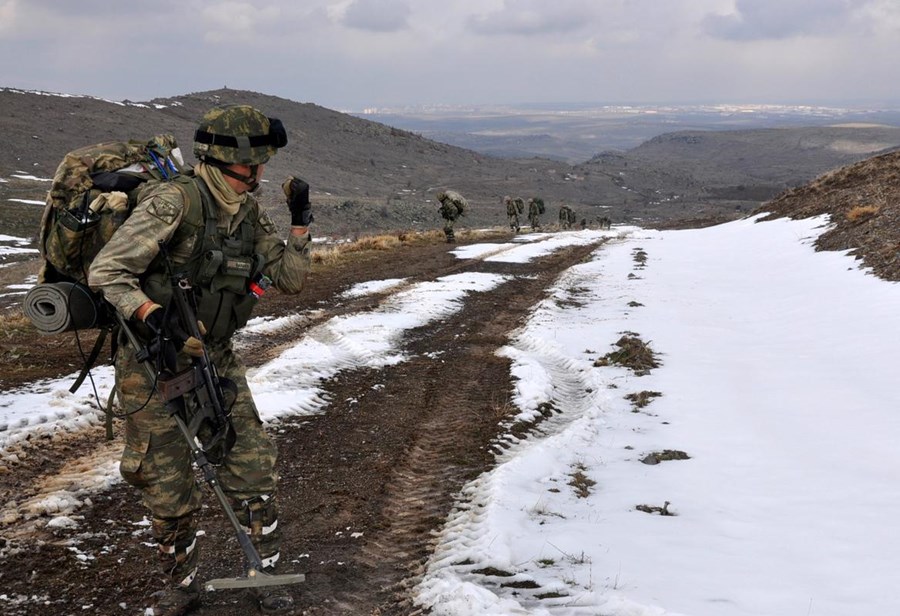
left=23, top=282, right=108, bottom=334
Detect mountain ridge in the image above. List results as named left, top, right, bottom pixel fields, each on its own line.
left=2, top=86, right=899, bottom=240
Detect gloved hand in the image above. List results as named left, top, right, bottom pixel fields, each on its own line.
left=181, top=321, right=206, bottom=358
left=142, top=304, right=205, bottom=358
left=142, top=303, right=166, bottom=335
left=282, top=176, right=314, bottom=226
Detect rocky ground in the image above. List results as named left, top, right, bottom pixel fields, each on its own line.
left=0, top=227, right=610, bottom=615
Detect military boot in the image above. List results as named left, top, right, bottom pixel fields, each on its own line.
left=151, top=578, right=201, bottom=616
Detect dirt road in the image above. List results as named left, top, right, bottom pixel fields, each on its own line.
left=0, top=231, right=607, bottom=615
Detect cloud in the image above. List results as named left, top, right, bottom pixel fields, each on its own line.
left=703, top=0, right=859, bottom=41
left=200, top=1, right=283, bottom=42
left=467, top=0, right=600, bottom=36
left=0, top=1, right=16, bottom=36
left=341, top=0, right=411, bottom=32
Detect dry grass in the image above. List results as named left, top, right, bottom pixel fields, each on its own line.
left=0, top=311, right=33, bottom=337
left=309, top=227, right=476, bottom=267
left=846, top=204, right=880, bottom=222
left=625, top=390, right=662, bottom=412
left=309, top=228, right=443, bottom=266
left=593, top=333, right=659, bottom=375
left=568, top=463, right=597, bottom=498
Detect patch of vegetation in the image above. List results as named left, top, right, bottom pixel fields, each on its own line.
left=536, top=592, right=569, bottom=600
left=536, top=558, right=555, bottom=567
left=632, top=248, right=648, bottom=266
left=636, top=501, right=675, bottom=516
left=627, top=300, right=644, bottom=307
left=473, top=567, right=515, bottom=577
left=0, top=311, right=32, bottom=337
left=846, top=204, right=880, bottom=222
left=568, top=463, right=596, bottom=498
left=625, top=390, right=662, bottom=412
left=501, top=580, right=541, bottom=589
left=640, top=450, right=690, bottom=465
left=593, top=333, right=659, bottom=375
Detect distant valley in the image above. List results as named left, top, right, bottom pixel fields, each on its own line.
left=353, top=102, right=900, bottom=163
left=2, top=88, right=899, bottom=252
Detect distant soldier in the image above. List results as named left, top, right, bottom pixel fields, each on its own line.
left=504, top=195, right=524, bottom=233
left=580, top=217, right=587, bottom=230
left=436, top=190, right=468, bottom=243
left=527, top=197, right=545, bottom=231
left=598, top=215, right=612, bottom=230
left=558, top=205, right=576, bottom=229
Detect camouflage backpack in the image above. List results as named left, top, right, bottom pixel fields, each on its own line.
left=38, top=134, right=200, bottom=285
left=438, top=190, right=468, bottom=219
left=532, top=197, right=546, bottom=214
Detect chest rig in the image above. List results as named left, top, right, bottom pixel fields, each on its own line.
left=143, top=175, right=265, bottom=341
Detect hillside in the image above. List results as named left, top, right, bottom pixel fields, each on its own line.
left=2, top=87, right=899, bottom=246
left=754, top=149, right=900, bottom=281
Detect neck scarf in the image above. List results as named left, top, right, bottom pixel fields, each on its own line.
left=195, top=162, right=243, bottom=216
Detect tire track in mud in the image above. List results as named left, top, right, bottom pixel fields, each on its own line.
left=0, top=238, right=516, bottom=542
left=0, top=236, right=609, bottom=615
left=264, top=241, right=607, bottom=616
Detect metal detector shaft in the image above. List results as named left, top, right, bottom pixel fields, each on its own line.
left=115, top=313, right=304, bottom=591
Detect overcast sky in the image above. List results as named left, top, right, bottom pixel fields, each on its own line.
left=1, top=0, right=898, bottom=111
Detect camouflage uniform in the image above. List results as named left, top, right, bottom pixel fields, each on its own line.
left=88, top=106, right=309, bottom=605
left=528, top=198, right=543, bottom=231
left=558, top=205, right=576, bottom=229
left=436, top=190, right=467, bottom=243
left=504, top=196, right=523, bottom=233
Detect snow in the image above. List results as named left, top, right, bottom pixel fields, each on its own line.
left=2, top=217, right=898, bottom=615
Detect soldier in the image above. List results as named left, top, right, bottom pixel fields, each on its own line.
left=89, top=104, right=312, bottom=615
left=504, top=195, right=524, bottom=233
left=436, top=189, right=467, bottom=243
left=558, top=205, right=576, bottom=229
left=527, top=197, right=544, bottom=231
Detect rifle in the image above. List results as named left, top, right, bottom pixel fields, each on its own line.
left=115, top=240, right=303, bottom=592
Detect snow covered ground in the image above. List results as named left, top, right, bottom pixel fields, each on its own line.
left=2, top=216, right=898, bottom=615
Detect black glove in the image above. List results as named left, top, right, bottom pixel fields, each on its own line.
left=282, top=176, right=313, bottom=226
left=143, top=304, right=166, bottom=336
left=142, top=304, right=204, bottom=359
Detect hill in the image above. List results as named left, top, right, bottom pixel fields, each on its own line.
left=2, top=87, right=900, bottom=244
left=754, top=149, right=900, bottom=281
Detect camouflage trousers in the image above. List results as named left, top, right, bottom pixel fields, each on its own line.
left=508, top=213, right=520, bottom=232
left=442, top=217, right=456, bottom=242
left=529, top=214, right=541, bottom=230
left=115, top=338, right=282, bottom=586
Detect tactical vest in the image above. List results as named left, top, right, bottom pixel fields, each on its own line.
left=142, top=174, right=265, bottom=341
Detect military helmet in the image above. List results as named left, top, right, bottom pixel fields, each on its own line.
left=193, top=104, right=287, bottom=165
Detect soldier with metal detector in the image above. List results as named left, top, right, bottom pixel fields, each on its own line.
left=88, top=104, right=312, bottom=615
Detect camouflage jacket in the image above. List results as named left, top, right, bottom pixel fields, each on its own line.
left=88, top=178, right=311, bottom=324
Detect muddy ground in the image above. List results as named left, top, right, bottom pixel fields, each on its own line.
left=0, top=228, right=609, bottom=615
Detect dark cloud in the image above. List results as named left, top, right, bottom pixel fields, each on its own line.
left=341, top=0, right=411, bottom=33
left=703, top=0, right=856, bottom=41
